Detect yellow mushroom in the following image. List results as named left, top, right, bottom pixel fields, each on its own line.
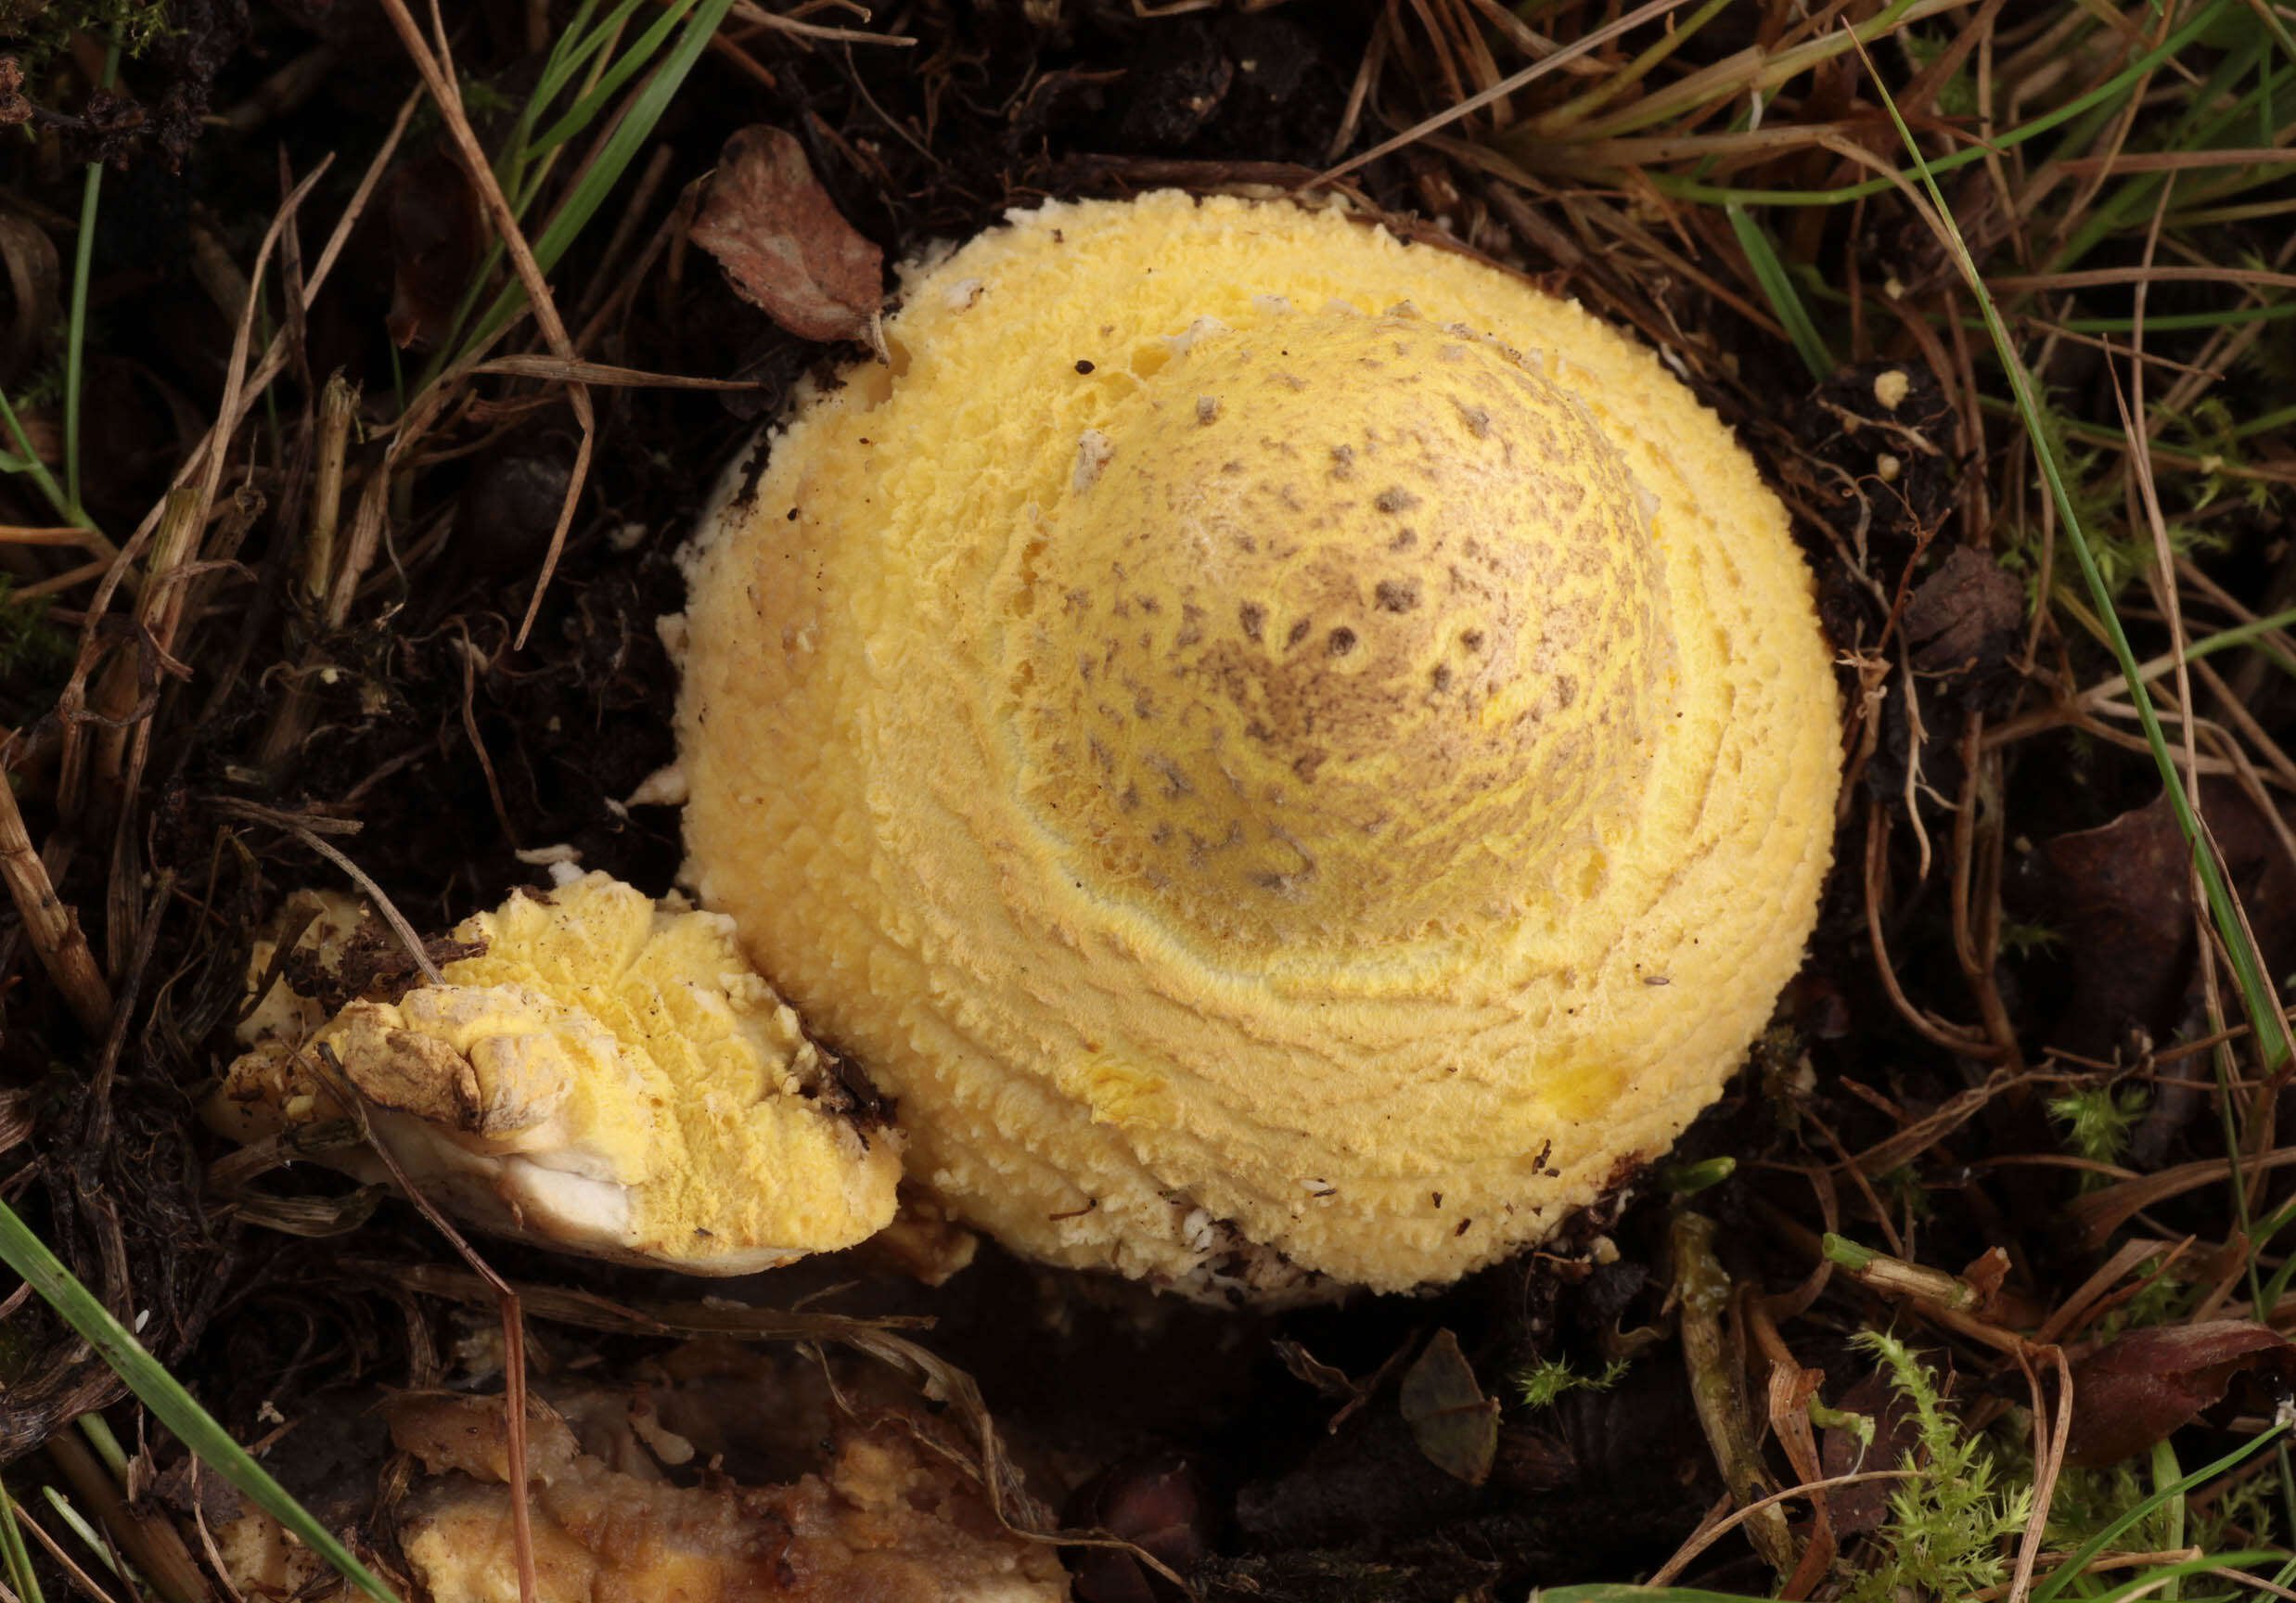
left=211, top=872, right=901, bottom=1274
left=673, top=190, right=1841, bottom=1297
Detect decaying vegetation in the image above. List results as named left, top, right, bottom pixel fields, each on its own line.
left=0, top=0, right=2292, bottom=1599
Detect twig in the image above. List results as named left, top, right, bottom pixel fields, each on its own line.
left=0, top=757, right=111, bottom=1036
left=1649, top=1468, right=1919, bottom=1588
left=1318, top=0, right=1695, bottom=184
left=374, top=0, right=596, bottom=653
left=310, top=1042, right=533, bottom=1603
left=208, top=804, right=441, bottom=987
left=1673, top=1209, right=1798, bottom=1579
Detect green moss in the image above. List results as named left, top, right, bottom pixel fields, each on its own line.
left=3, top=0, right=173, bottom=79
left=1841, top=1330, right=2033, bottom=1603
left=1511, top=1353, right=1630, bottom=1411
left=2048, top=1083, right=2149, bottom=1170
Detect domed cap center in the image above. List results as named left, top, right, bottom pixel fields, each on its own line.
left=1001, top=308, right=1677, bottom=955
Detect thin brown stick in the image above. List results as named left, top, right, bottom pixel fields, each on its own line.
left=1865, top=797, right=2003, bottom=1057
left=1648, top=1469, right=1919, bottom=1588
left=2003, top=1342, right=2072, bottom=1603
left=204, top=805, right=443, bottom=987
left=1318, top=0, right=1694, bottom=183
left=374, top=0, right=595, bottom=654
left=86, top=488, right=203, bottom=835
left=1992, top=265, right=2296, bottom=293
left=310, top=1043, right=535, bottom=1603
left=0, top=754, right=111, bottom=1035
left=13, top=1502, right=128, bottom=1603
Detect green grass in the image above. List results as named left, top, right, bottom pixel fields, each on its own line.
left=63, top=41, right=119, bottom=516
left=1532, top=1387, right=2289, bottom=1603
left=0, top=1474, right=47, bottom=1603
left=0, top=1198, right=402, bottom=1601
left=1725, top=205, right=1835, bottom=379
left=420, top=0, right=738, bottom=379
left=1861, top=30, right=2291, bottom=1076
left=0, top=12, right=767, bottom=1596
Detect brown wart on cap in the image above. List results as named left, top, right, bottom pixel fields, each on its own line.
left=673, top=191, right=1841, bottom=1299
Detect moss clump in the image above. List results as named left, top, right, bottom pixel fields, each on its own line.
left=1842, top=1330, right=2033, bottom=1603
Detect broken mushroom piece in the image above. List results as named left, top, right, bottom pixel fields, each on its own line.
left=210, top=872, right=901, bottom=1274
left=675, top=190, right=1841, bottom=1297
left=386, top=1380, right=1068, bottom=1603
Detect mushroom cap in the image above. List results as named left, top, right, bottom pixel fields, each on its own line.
left=675, top=192, right=1840, bottom=1296
left=211, top=873, right=901, bottom=1274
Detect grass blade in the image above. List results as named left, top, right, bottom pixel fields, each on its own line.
left=1855, top=26, right=2292, bottom=1071
left=1648, top=0, right=2236, bottom=207
left=454, top=0, right=734, bottom=364
left=0, top=1477, right=48, bottom=1603
left=527, top=0, right=630, bottom=118
left=525, top=0, right=699, bottom=163
left=0, top=1197, right=403, bottom=1603
left=0, top=387, right=93, bottom=530
left=1726, top=204, right=1834, bottom=378
left=63, top=40, right=120, bottom=518
left=2033, top=1428, right=2286, bottom=1603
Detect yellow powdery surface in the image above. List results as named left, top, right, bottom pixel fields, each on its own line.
left=212, top=873, right=900, bottom=1274
left=676, top=191, right=1841, bottom=1294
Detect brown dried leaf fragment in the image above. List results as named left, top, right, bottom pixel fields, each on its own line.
left=1818, top=1369, right=1924, bottom=1537
left=1903, top=545, right=2024, bottom=685
left=690, top=125, right=883, bottom=344
left=1070, top=1456, right=1210, bottom=1603
left=2063, top=1320, right=2296, bottom=1467
left=1399, top=1328, right=1497, bottom=1486
left=2020, top=782, right=2296, bottom=1064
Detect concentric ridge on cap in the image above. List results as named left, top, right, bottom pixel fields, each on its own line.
left=1005, top=305, right=1676, bottom=956
left=674, top=190, right=1842, bottom=1296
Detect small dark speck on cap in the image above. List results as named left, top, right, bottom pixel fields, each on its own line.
left=1375, top=487, right=1422, bottom=513
left=1075, top=360, right=1096, bottom=374
left=786, top=507, right=800, bottom=521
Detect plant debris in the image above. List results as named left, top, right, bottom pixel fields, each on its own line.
left=689, top=125, right=885, bottom=348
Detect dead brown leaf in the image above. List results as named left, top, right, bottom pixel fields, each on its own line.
left=2062, top=1320, right=2296, bottom=1467
left=1904, top=545, right=2023, bottom=685
left=690, top=125, right=883, bottom=345
left=1399, top=1328, right=1497, bottom=1487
